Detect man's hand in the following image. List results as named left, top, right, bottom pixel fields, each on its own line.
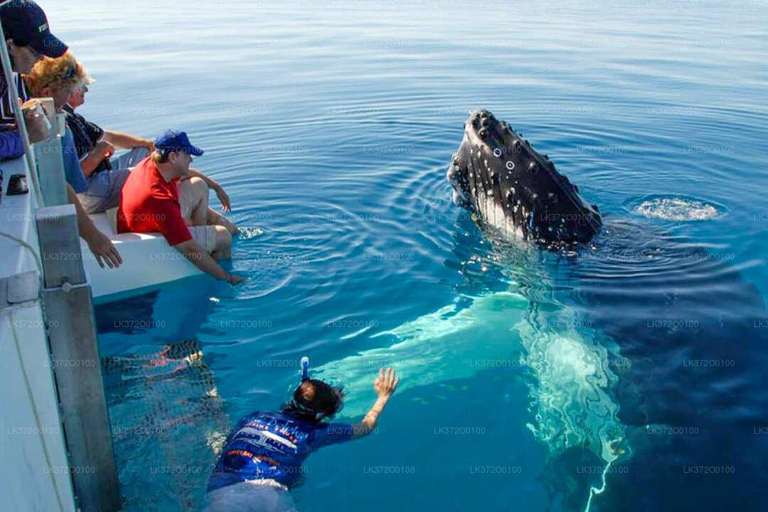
left=23, top=108, right=49, bottom=144
left=85, top=229, right=123, bottom=268
left=214, top=184, right=232, bottom=212
left=225, top=273, right=244, bottom=285
left=67, top=182, right=122, bottom=269
left=373, top=368, right=399, bottom=399
left=140, top=139, right=155, bottom=152
left=92, top=139, right=115, bottom=161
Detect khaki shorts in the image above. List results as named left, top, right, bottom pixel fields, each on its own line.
left=188, top=225, right=218, bottom=253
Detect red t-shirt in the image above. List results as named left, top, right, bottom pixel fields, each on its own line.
left=116, top=157, right=193, bottom=246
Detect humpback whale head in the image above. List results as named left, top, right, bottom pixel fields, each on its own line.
left=448, top=110, right=602, bottom=248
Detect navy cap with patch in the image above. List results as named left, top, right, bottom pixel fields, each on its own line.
left=155, top=129, right=204, bottom=157
left=0, top=0, right=67, bottom=58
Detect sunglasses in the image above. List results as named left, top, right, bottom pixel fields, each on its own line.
left=63, top=65, right=78, bottom=80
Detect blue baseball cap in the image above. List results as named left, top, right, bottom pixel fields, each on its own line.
left=0, top=0, right=67, bottom=58
left=154, top=129, right=204, bottom=157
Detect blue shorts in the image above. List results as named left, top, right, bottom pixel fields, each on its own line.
left=78, top=147, right=149, bottom=214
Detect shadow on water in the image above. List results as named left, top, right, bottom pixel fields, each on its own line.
left=95, top=276, right=232, bottom=512
left=550, top=219, right=768, bottom=512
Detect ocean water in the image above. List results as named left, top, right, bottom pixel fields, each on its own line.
left=49, top=1, right=768, bottom=511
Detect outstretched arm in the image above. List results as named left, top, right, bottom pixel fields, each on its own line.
left=187, top=168, right=232, bottom=212
left=104, top=130, right=154, bottom=152
left=67, top=183, right=123, bottom=268
left=351, top=368, right=399, bottom=439
left=174, top=239, right=243, bottom=284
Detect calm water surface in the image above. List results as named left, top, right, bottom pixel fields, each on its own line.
left=50, top=1, right=768, bottom=510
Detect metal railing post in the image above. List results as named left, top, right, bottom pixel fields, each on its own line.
left=36, top=205, right=121, bottom=512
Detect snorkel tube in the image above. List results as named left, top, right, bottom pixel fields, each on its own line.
left=287, top=356, right=344, bottom=422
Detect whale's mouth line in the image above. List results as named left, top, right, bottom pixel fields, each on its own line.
left=448, top=110, right=602, bottom=248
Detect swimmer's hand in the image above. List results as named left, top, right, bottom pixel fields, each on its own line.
left=352, top=368, right=398, bottom=440
left=373, top=368, right=399, bottom=399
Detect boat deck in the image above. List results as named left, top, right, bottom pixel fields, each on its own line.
left=83, top=210, right=202, bottom=302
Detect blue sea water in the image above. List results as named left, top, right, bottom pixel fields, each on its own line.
left=49, top=0, right=768, bottom=511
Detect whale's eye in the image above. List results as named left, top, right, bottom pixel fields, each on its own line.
left=479, top=128, right=488, bottom=139
left=493, top=148, right=502, bottom=158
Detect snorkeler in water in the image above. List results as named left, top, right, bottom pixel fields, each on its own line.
left=204, top=358, right=399, bottom=512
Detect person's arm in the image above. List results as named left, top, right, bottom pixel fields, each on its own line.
left=79, top=139, right=114, bottom=177
left=187, top=168, right=231, bottom=212
left=0, top=130, right=23, bottom=160
left=351, top=368, right=399, bottom=439
left=103, top=130, right=154, bottom=152
left=0, top=108, right=49, bottom=160
left=173, top=239, right=243, bottom=284
left=66, top=184, right=123, bottom=268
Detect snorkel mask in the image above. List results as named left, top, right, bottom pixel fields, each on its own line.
left=289, top=357, right=344, bottom=421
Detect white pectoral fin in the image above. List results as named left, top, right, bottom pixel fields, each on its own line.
left=316, top=292, right=528, bottom=417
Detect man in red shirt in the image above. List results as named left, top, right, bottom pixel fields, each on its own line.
left=117, top=130, right=243, bottom=284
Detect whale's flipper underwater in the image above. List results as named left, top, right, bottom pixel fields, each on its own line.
left=316, top=292, right=528, bottom=405
left=315, top=290, right=628, bottom=511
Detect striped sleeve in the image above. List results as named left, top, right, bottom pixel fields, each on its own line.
left=1, top=72, right=16, bottom=124
left=0, top=72, right=30, bottom=125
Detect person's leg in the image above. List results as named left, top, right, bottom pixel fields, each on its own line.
left=109, top=147, right=150, bottom=170
left=78, top=170, right=128, bottom=214
left=102, top=169, right=130, bottom=211
left=188, top=225, right=231, bottom=260
left=178, top=177, right=209, bottom=226
left=203, top=483, right=297, bottom=512
left=206, top=208, right=238, bottom=234
left=76, top=192, right=105, bottom=214
left=211, top=225, right=232, bottom=260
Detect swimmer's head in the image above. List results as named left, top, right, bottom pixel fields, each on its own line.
left=283, top=379, right=344, bottom=423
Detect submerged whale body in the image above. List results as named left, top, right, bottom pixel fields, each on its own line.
left=448, top=110, right=601, bottom=248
